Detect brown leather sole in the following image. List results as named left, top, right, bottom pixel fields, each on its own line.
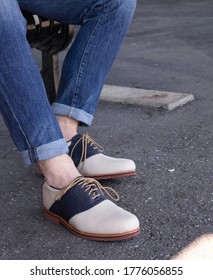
left=43, top=208, right=140, bottom=241
left=83, top=170, right=137, bottom=180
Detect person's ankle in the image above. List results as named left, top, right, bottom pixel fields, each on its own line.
left=38, top=154, right=81, bottom=189
left=56, top=115, right=79, bottom=141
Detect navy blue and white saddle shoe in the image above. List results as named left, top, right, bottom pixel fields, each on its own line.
left=68, top=134, right=136, bottom=180
left=43, top=177, right=140, bottom=241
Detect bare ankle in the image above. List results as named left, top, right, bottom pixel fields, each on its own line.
left=56, top=115, right=79, bottom=141
left=38, top=154, right=81, bottom=189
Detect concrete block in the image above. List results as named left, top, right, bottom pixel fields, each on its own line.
left=101, top=85, right=194, bottom=110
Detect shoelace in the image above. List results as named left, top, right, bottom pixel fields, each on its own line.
left=54, top=177, right=120, bottom=202
left=70, top=134, right=104, bottom=172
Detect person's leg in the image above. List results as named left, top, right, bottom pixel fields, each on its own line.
left=0, top=0, right=140, bottom=240
left=58, top=0, right=138, bottom=179
left=0, top=0, right=80, bottom=187
left=56, top=0, right=137, bottom=129
left=19, top=0, right=136, bottom=128
left=19, top=0, right=137, bottom=179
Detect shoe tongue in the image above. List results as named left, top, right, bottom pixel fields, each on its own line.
left=71, top=133, right=83, bottom=142
left=67, top=134, right=82, bottom=146
left=68, top=134, right=100, bottom=167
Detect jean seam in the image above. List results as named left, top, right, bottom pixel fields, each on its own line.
left=29, top=148, right=38, bottom=163
left=68, top=2, right=107, bottom=114
left=5, top=7, right=35, bottom=150
left=2, top=94, right=31, bottom=148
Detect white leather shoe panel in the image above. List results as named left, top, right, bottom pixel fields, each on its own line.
left=42, top=182, right=59, bottom=210
left=69, top=200, right=140, bottom=234
left=77, top=154, right=136, bottom=176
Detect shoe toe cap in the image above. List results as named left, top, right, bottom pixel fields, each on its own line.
left=78, top=154, right=136, bottom=176
left=69, top=200, right=140, bottom=235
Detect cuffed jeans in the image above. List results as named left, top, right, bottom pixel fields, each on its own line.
left=0, top=0, right=136, bottom=165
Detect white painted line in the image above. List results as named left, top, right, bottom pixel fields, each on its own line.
left=101, top=85, right=194, bottom=110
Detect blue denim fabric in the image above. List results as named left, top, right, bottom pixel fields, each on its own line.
left=0, top=0, right=136, bottom=165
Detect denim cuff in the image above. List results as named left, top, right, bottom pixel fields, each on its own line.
left=22, top=138, right=69, bottom=166
left=52, top=102, right=93, bottom=127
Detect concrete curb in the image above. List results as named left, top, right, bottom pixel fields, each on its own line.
left=101, top=85, right=194, bottom=110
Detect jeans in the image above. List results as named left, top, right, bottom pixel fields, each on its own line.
left=0, top=0, right=136, bottom=165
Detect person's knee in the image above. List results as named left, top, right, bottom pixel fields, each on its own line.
left=121, top=0, right=137, bottom=14
left=87, top=0, right=137, bottom=19
left=113, top=0, right=137, bottom=20
left=0, top=5, right=26, bottom=39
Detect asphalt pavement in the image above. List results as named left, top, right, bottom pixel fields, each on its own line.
left=0, top=0, right=213, bottom=260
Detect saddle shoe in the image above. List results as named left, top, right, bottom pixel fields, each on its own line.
left=69, top=134, right=136, bottom=180
left=43, top=177, right=140, bottom=241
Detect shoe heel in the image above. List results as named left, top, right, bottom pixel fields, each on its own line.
left=43, top=209, right=60, bottom=225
